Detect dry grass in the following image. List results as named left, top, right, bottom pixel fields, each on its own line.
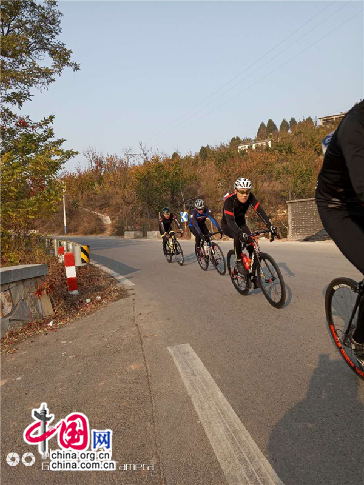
left=1, top=258, right=128, bottom=354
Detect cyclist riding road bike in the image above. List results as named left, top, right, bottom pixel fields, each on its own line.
left=221, top=177, right=277, bottom=280
left=189, top=199, right=222, bottom=253
left=315, top=100, right=364, bottom=357
left=159, top=207, right=183, bottom=255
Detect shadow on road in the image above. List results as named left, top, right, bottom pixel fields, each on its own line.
left=183, top=252, right=198, bottom=266
left=90, top=253, right=139, bottom=278
left=268, top=354, right=364, bottom=485
left=278, top=262, right=294, bottom=277
left=55, top=235, right=145, bottom=251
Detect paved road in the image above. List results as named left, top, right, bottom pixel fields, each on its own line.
left=57, top=235, right=364, bottom=485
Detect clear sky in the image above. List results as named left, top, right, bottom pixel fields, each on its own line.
left=23, top=1, right=363, bottom=172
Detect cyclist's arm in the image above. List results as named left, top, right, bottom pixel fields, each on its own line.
left=159, top=218, right=166, bottom=236
left=206, top=209, right=221, bottom=232
left=250, top=193, right=271, bottom=227
left=190, top=211, right=202, bottom=234
left=223, top=199, right=244, bottom=236
left=172, top=214, right=182, bottom=230
left=339, top=115, right=364, bottom=203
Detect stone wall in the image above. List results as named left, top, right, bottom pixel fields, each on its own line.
left=287, top=198, right=324, bottom=240
left=0, top=264, right=53, bottom=337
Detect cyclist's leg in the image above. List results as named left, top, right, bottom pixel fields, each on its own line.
left=221, top=222, right=241, bottom=259
left=318, top=206, right=364, bottom=342
left=162, top=235, right=168, bottom=253
left=200, top=224, right=209, bottom=241
left=190, top=227, right=201, bottom=251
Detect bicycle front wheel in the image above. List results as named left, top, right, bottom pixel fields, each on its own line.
left=227, top=250, right=249, bottom=295
left=173, top=241, right=184, bottom=266
left=196, top=245, right=209, bottom=271
left=257, top=252, right=286, bottom=308
left=164, top=245, right=172, bottom=263
left=211, top=242, right=226, bottom=275
left=325, top=277, right=364, bottom=380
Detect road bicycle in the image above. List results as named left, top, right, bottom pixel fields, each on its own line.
left=164, top=230, right=184, bottom=265
left=195, top=232, right=226, bottom=275
left=325, top=278, right=364, bottom=380
left=227, top=229, right=286, bottom=309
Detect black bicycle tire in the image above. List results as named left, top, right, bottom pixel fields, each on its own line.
left=196, top=245, right=209, bottom=271
left=257, top=252, right=286, bottom=308
left=325, top=277, right=364, bottom=380
left=174, top=241, right=184, bottom=266
left=211, top=242, right=226, bottom=275
left=164, top=246, right=172, bottom=263
left=227, top=249, right=249, bottom=295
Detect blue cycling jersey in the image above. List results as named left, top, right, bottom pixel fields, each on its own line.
left=189, top=207, right=220, bottom=234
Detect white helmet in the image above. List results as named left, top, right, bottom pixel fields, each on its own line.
left=234, top=178, right=252, bottom=190
left=194, top=199, right=204, bottom=209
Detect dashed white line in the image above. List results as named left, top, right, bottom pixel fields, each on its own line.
left=168, top=343, right=284, bottom=485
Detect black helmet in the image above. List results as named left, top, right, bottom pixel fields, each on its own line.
left=162, top=207, right=171, bottom=214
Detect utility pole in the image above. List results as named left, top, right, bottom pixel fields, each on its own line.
left=63, top=191, right=67, bottom=235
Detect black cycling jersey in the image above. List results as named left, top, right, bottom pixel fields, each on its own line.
left=159, top=213, right=181, bottom=235
left=316, top=100, right=364, bottom=209
left=221, top=192, right=270, bottom=235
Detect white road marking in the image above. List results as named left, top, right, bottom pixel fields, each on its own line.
left=168, top=343, right=284, bottom=485
left=90, top=260, right=135, bottom=287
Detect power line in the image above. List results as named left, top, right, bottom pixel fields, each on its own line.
left=153, top=1, right=337, bottom=139
left=161, top=1, right=352, bottom=135
left=167, top=7, right=363, bottom=141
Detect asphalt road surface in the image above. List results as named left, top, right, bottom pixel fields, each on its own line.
left=59, top=235, right=364, bottom=485
left=24, top=236, right=364, bottom=484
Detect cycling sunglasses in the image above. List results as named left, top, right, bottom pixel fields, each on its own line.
left=236, top=189, right=250, bottom=195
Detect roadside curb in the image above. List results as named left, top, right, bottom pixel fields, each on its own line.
left=90, top=259, right=135, bottom=287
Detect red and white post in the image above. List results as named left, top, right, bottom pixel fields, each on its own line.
left=64, top=252, right=79, bottom=295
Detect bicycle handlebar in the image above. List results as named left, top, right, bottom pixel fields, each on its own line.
left=250, top=229, right=279, bottom=242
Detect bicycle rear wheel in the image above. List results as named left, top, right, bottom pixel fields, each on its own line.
left=173, top=241, right=184, bottom=266
left=227, top=250, right=249, bottom=295
left=196, top=244, right=209, bottom=271
left=257, top=252, right=286, bottom=308
left=211, top=242, right=226, bottom=275
left=325, top=277, right=364, bottom=380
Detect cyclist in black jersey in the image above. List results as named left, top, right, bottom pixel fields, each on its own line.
left=159, top=207, right=182, bottom=255
left=315, top=100, right=364, bottom=355
left=221, top=177, right=277, bottom=276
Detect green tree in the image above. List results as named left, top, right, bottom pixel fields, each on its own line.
left=256, top=122, right=267, bottom=140
left=1, top=0, right=79, bottom=261
left=279, top=119, right=289, bottom=132
left=230, top=136, right=243, bottom=148
left=1, top=0, right=79, bottom=108
left=289, top=117, right=297, bottom=131
left=266, top=119, right=278, bottom=135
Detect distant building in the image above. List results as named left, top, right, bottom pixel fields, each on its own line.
left=238, top=139, right=272, bottom=152
left=318, top=112, right=347, bottom=126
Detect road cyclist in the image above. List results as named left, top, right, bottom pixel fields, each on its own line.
left=159, top=207, right=183, bottom=259
left=221, top=177, right=277, bottom=288
left=189, top=199, right=223, bottom=256
left=316, top=100, right=364, bottom=378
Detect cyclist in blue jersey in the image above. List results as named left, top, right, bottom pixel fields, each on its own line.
left=189, top=199, right=222, bottom=253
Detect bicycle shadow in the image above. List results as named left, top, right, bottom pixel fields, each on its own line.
left=277, top=262, right=294, bottom=277
left=268, top=354, right=364, bottom=485
left=183, top=252, right=199, bottom=266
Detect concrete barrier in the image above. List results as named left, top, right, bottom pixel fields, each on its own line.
left=147, top=231, right=160, bottom=239
left=0, top=264, right=53, bottom=337
left=124, top=231, right=143, bottom=239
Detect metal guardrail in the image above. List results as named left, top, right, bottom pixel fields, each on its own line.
left=43, top=237, right=89, bottom=267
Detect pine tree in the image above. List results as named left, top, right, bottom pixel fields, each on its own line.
left=256, top=122, right=267, bottom=140
left=280, top=119, right=290, bottom=132
left=289, top=117, right=297, bottom=130
left=266, top=119, right=278, bottom=135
